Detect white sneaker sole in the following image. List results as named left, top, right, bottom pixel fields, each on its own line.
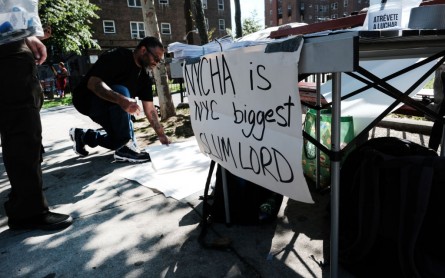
left=113, top=154, right=150, bottom=163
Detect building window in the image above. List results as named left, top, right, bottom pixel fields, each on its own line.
left=159, top=0, right=168, bottom=4
left=130, top=22, right=145, bottom=39
left=128, top=0, right=141, bottom=7
left=205, top=17, right=209, bottom=30
left=344, top=0, right=348, bottom=7
left=103, top=20, right=115, bottom=34
left=218, top=0, right=224, bottom=10
left=331, top=3, right=338, bottom=10
left=332, top=14, right=337, bottom=19
left=161, top=23, right=171, bottom=35
left=218, top=19, right=225, bottom=30
left=202, top=0, right=207, bottom=9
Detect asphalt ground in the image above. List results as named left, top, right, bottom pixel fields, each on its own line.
left=0, top=93, right=437, bottom=277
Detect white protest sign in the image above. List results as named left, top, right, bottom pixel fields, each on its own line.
left=364, top=0, right=422, bottom=30
left=368, top=8, right=402, bottom=30
left=183, top=36, right=313, bottom=203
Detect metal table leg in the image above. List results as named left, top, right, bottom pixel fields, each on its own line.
left=330, top=72, right=341, bottom=278
left=221, top=167, right=231, bottom=225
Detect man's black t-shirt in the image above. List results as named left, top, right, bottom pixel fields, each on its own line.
left=73, top=48, right=153, bottom=115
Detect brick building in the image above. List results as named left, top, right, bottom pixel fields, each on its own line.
left=265, top=0, right=369, bottom=27
left=65, top=0, right=231, bottom=88
left=89, top=0, right=232, bottom=54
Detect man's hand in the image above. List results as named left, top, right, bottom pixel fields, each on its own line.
left=141, top=101, right=170, bottom=146
left=120, top=98, right=141, bottom=115
left=87, top=76, right=141, bottom=115
left=158, top=134, right=171, bottom=146
left=25, top=36, right=47, bottom=65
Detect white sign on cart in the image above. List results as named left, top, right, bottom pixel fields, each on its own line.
left=183, top=36, right=313, bottom=203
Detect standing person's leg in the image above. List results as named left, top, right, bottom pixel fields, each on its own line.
left=56, top=78, right=62, bottom=97
left=0, top=41, right=72, bottom=230
left=60, top=78, right=66, bottom=98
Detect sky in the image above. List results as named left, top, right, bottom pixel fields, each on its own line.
left=230, top=0, right=265, bottom=33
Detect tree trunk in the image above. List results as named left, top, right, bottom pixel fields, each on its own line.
left=184, top=0, right=194, bottom=44
left=141, top=0, right=176, bottom=120
left=192, top=0, right=209, bottom=45
left=234, top=0, right=242, bottom=38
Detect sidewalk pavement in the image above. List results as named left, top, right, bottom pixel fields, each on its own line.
left=0, top=94, right=435, bottom=278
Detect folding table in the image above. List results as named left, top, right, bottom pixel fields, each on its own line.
left=298, top=29, right=445, bottom=277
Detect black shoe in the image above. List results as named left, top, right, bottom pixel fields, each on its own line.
left=114, top=145, right=151, bottom=163
left=8, top=211, right=73, bottom=231
left=69, top=128, right=89, bottom=156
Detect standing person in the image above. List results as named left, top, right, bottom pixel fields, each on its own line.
left=0, top=3, right=72, bottom=231
left=70, top=36, right=170, bottom=163
left=53, top=61, right=68, bottom=98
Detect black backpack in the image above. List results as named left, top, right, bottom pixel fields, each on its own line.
left=207, top=164, right=283, bottom=225
left=339, top=137, right=445, bottom=277
left=198, top=162, right=284, bottom=249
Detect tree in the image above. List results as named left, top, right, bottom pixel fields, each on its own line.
left=242, top=10, right=262, bottom=36
left=184, top=0, right=195, bottom=44
left=141, top=0, right=176, bottom=120
left=234, top=0, right=242, bottom=38
left=38, top=0, right=100, bottom=55
left=192, top=0, right=209, bottom=45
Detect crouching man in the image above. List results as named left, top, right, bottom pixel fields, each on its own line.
left=70, top=36, right=170, bottom=162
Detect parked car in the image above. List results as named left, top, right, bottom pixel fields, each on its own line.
left=40, top=77, right=56, bottom=97
left=37, top=64, right=56, bottom=98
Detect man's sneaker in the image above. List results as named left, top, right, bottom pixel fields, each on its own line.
left=69, top=128, right=89, bottom=156
left=8, top=211, right=73, bottom=231
left=114, top=145, right=151, bottom=163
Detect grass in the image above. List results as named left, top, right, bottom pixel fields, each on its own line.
left=42, top=93, right=73, bottom=110
left=152, top=81, right=183, bottom=96
left=40, top=81, right=183, bottom=111
left=388, top=113, right=427, bottom=121
left=424, top=77, right=434, bottom=89
left=42, top=78, right=434, bottom=114
left=387, top=77, right=435, bottom=121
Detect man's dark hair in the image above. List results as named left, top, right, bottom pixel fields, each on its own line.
left=137, top=36, right=164, bottom=50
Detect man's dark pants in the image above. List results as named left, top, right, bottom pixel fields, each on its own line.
left=83, top=85, right=135, bottom=150
left=0, top=40, right=49, bottom=220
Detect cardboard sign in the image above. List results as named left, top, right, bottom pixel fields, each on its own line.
left=368, top=8, right=402, bottom=30
left=364, top=0, right=422, bottom=30
left=183, top=37, right=313, bottom=203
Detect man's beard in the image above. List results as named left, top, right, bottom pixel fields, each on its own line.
left=139, top=56, right=152, bottom=71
